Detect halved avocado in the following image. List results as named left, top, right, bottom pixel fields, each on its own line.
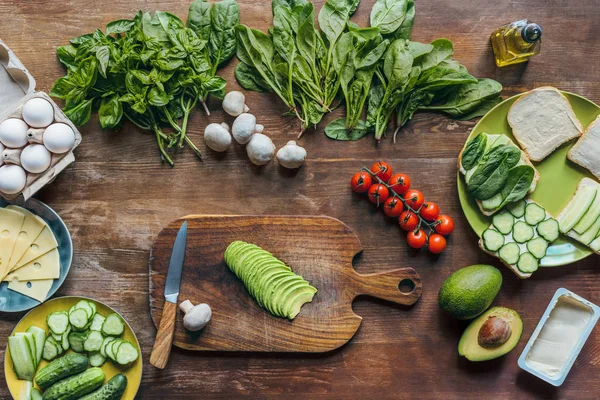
left=458, top=307, right=523, bottom=362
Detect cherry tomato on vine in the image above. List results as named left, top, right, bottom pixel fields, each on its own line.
left=383, top=197, right=404, bottom=217
left=399, top=211, right=419, bottom=231
left=420, top=202, right=440, bottom=222
left=370, top=161, right=393, bottom=182
left=428, top=234, right=447, bottom=254
left=350, top=171, right=373, bottom=193
left=388, top=173, right=411, bottom=195
left=434, top=215, right=455, bottom=236
left=367, top=184, right=389, bottom=206
left=407, top=229, right=427, bottom=249
left=404, top=189, right=424, bottom=210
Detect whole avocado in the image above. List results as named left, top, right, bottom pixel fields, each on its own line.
left=438, top=264, right=502, bottom=320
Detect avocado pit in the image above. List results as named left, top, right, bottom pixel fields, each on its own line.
left=478, top=316, right=512, bottom=348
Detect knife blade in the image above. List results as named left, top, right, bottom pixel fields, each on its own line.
left=150, top=220, right=187, bottom=369
left=164, top=220, right=187, bottom=303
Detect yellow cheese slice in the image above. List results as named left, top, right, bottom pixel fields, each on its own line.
left=0, top=208, right=26, bottom=280
left=7, top=278, right=53, bottom=302
left=6, top=205, right=47, bottom=272
left=12, top=226, right=58, bottom=271
left=4, top=248, right=60, bottom=281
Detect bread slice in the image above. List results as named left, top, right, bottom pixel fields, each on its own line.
left=556, top=177, right=600, bottom=255
left=507, top=87, right=583, bottom=162
left=568, top=115, right=600, bottom=180
left=458, top=133, right=540, bottom=216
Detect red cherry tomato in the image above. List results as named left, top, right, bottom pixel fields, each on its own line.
left=404, top=189, right=424, bottom=210
left=367, top=184, right=389, bottom=206
left=370, top=161, right=393, bottom=182
left=399, top=211, right=419, bottom=231
left=407, top=229, right=427, bottom=249
left=420, top=202, right=440, bottom=222
left=435, top=215, right=455, bottom=236
left=428, top=234, right=447, bottom=254
left=388, top=173, right=411, bottom=195
left=383, top=197, right=404, bottom=217
left=350, top=171, right=373, bottom=193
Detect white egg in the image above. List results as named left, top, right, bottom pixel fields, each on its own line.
left=0, top=118, right=29, bottom=148
left=20, top=144, right=52, bottom=174
left=0, top=142, right=4, bottom=166
left=0, top=164, right=27, bottom=194
left=22, top=98, right=54, bottom=128
left=43, top=123, right=75, bottom=154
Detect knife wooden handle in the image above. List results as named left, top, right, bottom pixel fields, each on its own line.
left=150, top=301, right=177, bottom=369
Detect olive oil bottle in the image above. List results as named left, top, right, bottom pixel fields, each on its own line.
left=490, top=20, right=542, bottom=67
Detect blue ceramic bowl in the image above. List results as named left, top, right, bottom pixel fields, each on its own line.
left=0, top=198, right=72, bottom=312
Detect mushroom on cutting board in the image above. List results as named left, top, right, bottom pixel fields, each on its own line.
left=179, top=300, right=212, bottom=332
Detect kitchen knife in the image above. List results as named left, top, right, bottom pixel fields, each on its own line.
left=150, top=220, right=187, bottom=369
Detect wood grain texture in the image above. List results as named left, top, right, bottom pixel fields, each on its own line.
left=1, top=0, right=600, bottom=398
left=149, top=215, right=421, bottom=352
left=149, top=300, right=177, bottom=369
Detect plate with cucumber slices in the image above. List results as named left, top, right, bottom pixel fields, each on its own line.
left=458, top=90, right=600, bottom=268
left=4, top=296, right=142, bottom=400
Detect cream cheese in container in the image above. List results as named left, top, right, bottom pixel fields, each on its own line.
left=518, top=288, right=600, bottom=386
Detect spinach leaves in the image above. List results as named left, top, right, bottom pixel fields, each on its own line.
left=51, top=0, right=240, bottom=166
left=461, top=133, right=487, bottom=171
left=467, top=144, right=521, bottom=200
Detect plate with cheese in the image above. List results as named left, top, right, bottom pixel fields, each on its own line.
left=0, top=198, right=72, bottom=312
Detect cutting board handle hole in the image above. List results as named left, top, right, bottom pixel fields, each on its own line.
left=398, top=279, right=416, bottom=294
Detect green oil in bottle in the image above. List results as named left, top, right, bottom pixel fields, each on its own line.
left=490, top=19, right=542, bottom=67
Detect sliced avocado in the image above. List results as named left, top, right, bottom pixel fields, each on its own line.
left=255, top=267, right=293, bottom=309
left=458, top=307, right=523, bottom=362
left=285, top=286, right=317, bottom=319
left=263, top=273, right=296, bottom=315
left=276, top=280, right=313, bottom=317
left=573, top=188, right=600, bottom=234
left=558, top=185, right=596, bottom=233
left=271, top=276, right=306, bottom=316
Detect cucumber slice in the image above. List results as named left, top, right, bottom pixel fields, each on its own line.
left=517, top=252, right=539, bottom=273
left=47, top=312, right=69, bottom=335
left=100, top=336, right=115, bottom=357
left=9, top=335, right=36, bottom=380
left=482, top=229, right=505, bottom=252
left=90, top=314, right=106, bottom=332
left=513, top=221, right=534, bottom=243
left=525, top=203, right=546, bottom=226
left=527, top=237, right=549, bottom=259
left=110, top=340, right=124, bottom=361
left=115, top=341, right=139, bottom=365
left=61, top=325, right=71, bottom=351
left=492, top=211, right=514, bottom=235
left=75, top=300, right=95, bottom=319
left=84, top=330, right=104, bottom=352
left=558, top=185, right=596, bottom=233
left=506, top=199, right=527, bottom=218
left=537, top=218, right=560, bottom=243
left=42, top=338, right=59, bottom=361
left=572, top=215, right=600, bottom=245
left=14, top=332, right=37, bottom=371
left=18, top=381, right=32, bottom=400
left=573, top=188, right=600, bottom=234
left=87, top=300, right=97, bottom=316
left=69, top=308, right=89, bottom=330
left=498, top=242, right=520, bottom=265
left=102, top=313, right=125, bottom=336
left=26, top=326, right=46, bottom=367
left=31, top=387, right=42, bottom=400
left=89, top=351, right=106, bottom=367
left=590, top=236, right=600, bottom=252
left=481, top=192, right=503, bottom=210
left=68, top=331, right=87, bottom=353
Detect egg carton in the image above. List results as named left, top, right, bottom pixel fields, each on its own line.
left=0, top=39, right=82, bottom=201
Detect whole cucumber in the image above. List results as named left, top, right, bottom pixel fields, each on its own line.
left=35, top=353, right=89, bottom=390
left=42, top=367, right=105, bottom=400
left=79, top=374, right=128, bottom=400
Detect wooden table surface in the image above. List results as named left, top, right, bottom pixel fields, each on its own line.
left=1, top=0, right=600, bottom=398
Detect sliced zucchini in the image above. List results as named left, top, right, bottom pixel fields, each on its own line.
left=69, top=308, right=89, bottom=330
left=90, top=314, right=106, bottom=332
left=84, top=330, right=104, bottom=352
left=89, top=351, right=106, bottom=367
left=102, top=313, right=125, bottom=336
left=498, top=242, right=520, bottom=265
left=506, top=199, right=527, bottom=218
left=115, top=341, right=139, bottom=365
left=482, top=229, right=505, bottom=252
left=525, top=203, right=546, bottom=226
left=513, top=221, right=534, bottom=243
left=517, top=252, right=539, bottom=273
left=47, top=311, right=69, bottom=335
left=527, top=237, right=549, bottom=259
left=537, top=218, right=560, bottom=243
left=492, top=211, right=514, bottom=235
left=481, top=192, right=503, bottom=210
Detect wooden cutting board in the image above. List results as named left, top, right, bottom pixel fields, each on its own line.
left=149, top=215, right=422, bottom=352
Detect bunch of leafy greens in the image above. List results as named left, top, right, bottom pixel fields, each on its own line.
left=51, top=0, right=240, bottom=165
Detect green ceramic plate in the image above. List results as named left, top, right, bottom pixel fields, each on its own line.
left=457, top=91, right=600, bottom=267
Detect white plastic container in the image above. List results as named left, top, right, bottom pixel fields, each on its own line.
left=518, top=288, right=600, bottom=386
left=0, top=39, right=82, bottom=200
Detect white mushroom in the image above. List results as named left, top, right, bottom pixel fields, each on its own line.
left=232, top=113, right=264, bottom=145
left=222, top=91, right=250, bottom=117
left=276, top=140, right=307, bottom=169
left=179, top=300, right=212, bottom=332
left=246, top=133, right=276, bottom=166
left=204, top=122, right=232, bottom=152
